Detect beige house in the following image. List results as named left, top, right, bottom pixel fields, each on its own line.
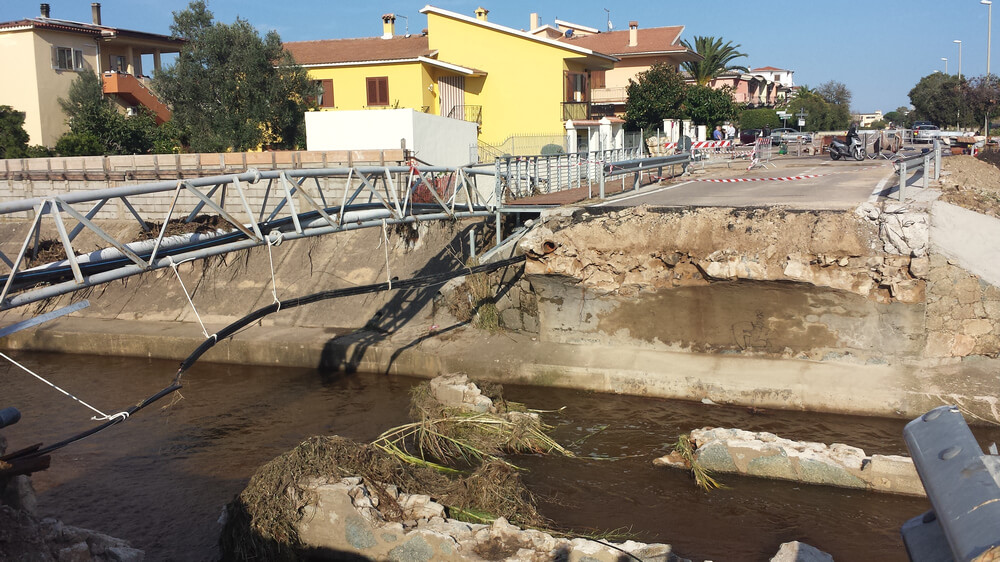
left=535, top=18, right=701, bottom=118
left=0, top=3, right=183, bottom=147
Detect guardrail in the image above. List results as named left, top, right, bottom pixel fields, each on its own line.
left=901, top=405, right=1000, bottom=561
left=895, top=140, right=942, bottom=201
left=494, top=147, right=643, bottom=201
left=602, top=153, right=690, bottom=197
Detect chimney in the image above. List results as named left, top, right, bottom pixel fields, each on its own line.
left=628, top=21, right=638, bottom=47
left=475, top=7, right=489, bottom=22
left=381, top=13, right=395, bottom=39
left=530, top=12, right=539, bottom=30
left=39, top=3, right=50, bottom=18
left=91, top=3, right=102, bottom=25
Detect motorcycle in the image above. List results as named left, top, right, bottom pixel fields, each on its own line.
left=829, top=136, right=865, bottom=161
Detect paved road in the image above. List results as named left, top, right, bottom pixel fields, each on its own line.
left=595, top=152, right=921, bottom=210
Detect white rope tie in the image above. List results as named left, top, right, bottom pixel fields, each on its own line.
left=167, top=256, right=211, bottom=339
left=381, top=219, right=391, bottom=291
left=1, top=352, right=128, bottom=422
left=265, top=231, right=283, bottom=309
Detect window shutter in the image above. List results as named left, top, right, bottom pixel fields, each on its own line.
left=321, top=79, right=334, bottom=108
left=51, top=46, right=58, bottom=69
left=378, top=77, right=388, bottom=106
left=74, top=50, right=84, bottom=70
left=367, top=78, right=378, bottom=106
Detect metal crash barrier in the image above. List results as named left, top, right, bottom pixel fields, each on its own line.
left=895, top=140, right=942, bottom=201
left=901, top=405, right=1000, bottom=561
left=601, top=153, right=691, bottom=197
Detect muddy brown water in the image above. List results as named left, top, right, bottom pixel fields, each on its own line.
left=3, top=351, right=994, bottom=561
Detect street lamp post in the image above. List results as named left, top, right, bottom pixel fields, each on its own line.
left=956, top=40, right=963, bottom=130
left=983, top=0, right=993, bottom=139
left=943, top=57, right=949, bottom=73
left=955, top=39, right=963, bottom=80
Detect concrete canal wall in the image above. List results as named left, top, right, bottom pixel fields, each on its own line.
left=2, top=197, right=1000, bottom=421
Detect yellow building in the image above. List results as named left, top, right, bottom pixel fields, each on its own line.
left=283, top=6, right=617, bottom=149
left=0, top=3, right=182, bottom=147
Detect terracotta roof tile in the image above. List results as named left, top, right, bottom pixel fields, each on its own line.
left=751, top=66, right=787, bottom=72
left=561, top=26, right=689, bottom=56
left=284, top=35, right=431, bottom=65
left=0, top=17, right=181, bottom=45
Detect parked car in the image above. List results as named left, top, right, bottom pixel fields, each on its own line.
left=914, top=124, right=940, bottom=142
left=770, top=127, right=813, bottom=145
left=739, top=129, right=764, bottom=145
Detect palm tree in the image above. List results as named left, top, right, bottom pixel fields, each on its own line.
left=680, top=36, right=749, bottom=86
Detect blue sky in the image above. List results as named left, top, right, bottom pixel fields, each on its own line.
left=2, top=0, right=995, bottom=113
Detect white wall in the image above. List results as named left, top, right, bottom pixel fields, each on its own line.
left=305, top=109, right=478, bottom=167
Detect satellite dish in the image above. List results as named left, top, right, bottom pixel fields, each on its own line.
left=565, top=29, right=574, bottom=37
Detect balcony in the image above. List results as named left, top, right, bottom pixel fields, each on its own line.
left=590, top=87, right=627, bottom=104
left=562, top=101, right=591, bottom=121
left=102, top=71, right=171, bottom=124
left=446, top=104, right=483, bottom=126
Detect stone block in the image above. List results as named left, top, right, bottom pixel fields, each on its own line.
left=924, top=332, right=953, bottom=357
left=796, top=458, right=866, bottom=489
left=864, top=455, right=924, bottom=496
left=964, top=319, right=993, bottom=337
left=952, top=333, right=977, bottom=357
left=770, top=541, right=834, bottom=562
left=693, top=441, right=739, bottom=473
left=747, top=452, right=794, bottom=480
left=909, top=256, right=931, bottom=279
left=499, top=308, right=522, bottom=331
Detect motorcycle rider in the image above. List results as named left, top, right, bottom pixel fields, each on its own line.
left=846, top=122, right=860, bottom=148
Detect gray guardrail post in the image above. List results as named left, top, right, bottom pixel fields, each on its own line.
left=899, top=160, right=907, bottom=201
left=935, top=140, right=942, bottom=181
left=901, top=405, right=1000, bottom=561
left=923, top=153, right=931, bottom=189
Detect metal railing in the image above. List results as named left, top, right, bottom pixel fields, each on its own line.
left=561, top=101, right=590, bottom=121
left=0, top=164, right=496, bottom=311
left=447, top=104, right=483, bottom=125
left=590, top=87, right=627, bottom=104
left=894, top=140, right=942, bottom=201
left=476, top=134, right=567, bottom=163
left=495, top=147, right=644, bottom=200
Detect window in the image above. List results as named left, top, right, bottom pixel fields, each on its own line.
left=565, top=72, right=587, bottom=102
left=314, top=79, right=334, bottom=108
left=53, top=47, right=84, bottom=71
left=113, top=55, right=126, bottom=73
left=366, top=76, right=389, bottom=107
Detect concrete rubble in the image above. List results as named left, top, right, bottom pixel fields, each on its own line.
left=429, top=373, right=495, bottom=413
left=291, top=474, right=837, bottom=561
left=294, top=474, right=677, bottom=561
left=0, top=437, right=145, bottom=561
left=654, top=427, right=924, bottom=497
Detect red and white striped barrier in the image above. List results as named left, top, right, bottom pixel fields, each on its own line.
left=694, top=174, right=823, bottom=183
left=690, top=140, right=732, bottom=149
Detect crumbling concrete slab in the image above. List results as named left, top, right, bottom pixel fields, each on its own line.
left=654, top=427, right=924, bottom=497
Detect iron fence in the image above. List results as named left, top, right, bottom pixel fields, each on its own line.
left=495, top=147, right=644, bottom=200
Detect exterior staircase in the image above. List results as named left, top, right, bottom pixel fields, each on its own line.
left=101, top=72, right=171, bottom=124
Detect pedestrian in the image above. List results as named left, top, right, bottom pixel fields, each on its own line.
left=724, top=123, right=736, bottom=140
left=713, top=126, right=724, bottom=141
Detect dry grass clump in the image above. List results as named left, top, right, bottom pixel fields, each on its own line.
left=672, top=433, right=724, bottom=491
left=444, top=258, right=501, bottom=331
left=221, top=379, right=571, bottom=560
left=219, top=435, right=448, bottom=561
left=376, top=382, right=570, bottom=472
